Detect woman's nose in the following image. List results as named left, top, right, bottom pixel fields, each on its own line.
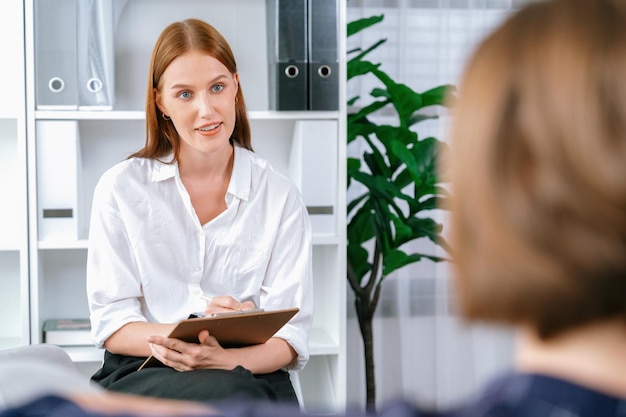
left=198, top=92, right=214, bottom=117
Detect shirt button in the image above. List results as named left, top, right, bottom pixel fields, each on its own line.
left=194, top=266, right=201, bottom=272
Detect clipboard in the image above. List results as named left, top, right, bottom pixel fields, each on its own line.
left=138, top=307, right=299, bottom=370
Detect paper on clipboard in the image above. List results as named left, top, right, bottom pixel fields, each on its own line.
left=138, top=307, right=299, bottom=370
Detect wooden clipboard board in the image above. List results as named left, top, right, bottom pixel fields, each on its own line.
left=138, top=307, right=299, bottom=370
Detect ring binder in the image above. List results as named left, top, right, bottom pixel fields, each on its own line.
left=35, top=0, right=116, bottom=110
left=48, top=77, right=66, bottom=94
left=308, top=0, right=339, bottom=110
left=77, top=0, right=115, bottom=110
left=266, top=0, right=308, bottom=111
left=34, top=0, right=79, bottom=110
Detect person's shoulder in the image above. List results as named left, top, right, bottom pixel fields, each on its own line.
left=96, top=157, right=162, bottom=189
left=450, top=372, right=626, bottom=417
left=240, top=148, right=298, bottom=192
left=240, top=147, right=274, bottom=176
left=99, top=156, right=143, bottom=179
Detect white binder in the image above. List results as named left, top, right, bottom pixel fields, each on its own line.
left=36, top=121, right=83, bottom=241
left=35, top=0, right=116, bottom=110
left=77, top=0, right=115, bottom=110
left=290, top=120, right=338, bottom=235
left=34, top=0, right=79, bottom=110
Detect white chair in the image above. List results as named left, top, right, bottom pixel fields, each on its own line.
left=0, top=344, right=102, bottom=410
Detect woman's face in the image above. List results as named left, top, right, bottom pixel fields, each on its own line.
left=155, top=50, right=239, bottom=158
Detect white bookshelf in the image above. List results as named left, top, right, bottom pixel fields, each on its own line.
left=21, top=0, right=347, bottom=413
left=0, top=0, right=29, bottom=351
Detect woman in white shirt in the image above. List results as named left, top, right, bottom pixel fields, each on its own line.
left=86, top=18, right=313, bottom=403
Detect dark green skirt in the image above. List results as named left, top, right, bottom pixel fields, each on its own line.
left=91, top=351, right=298, bottom=404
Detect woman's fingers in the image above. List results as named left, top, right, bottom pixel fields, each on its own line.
left=205, top=295, right=256, bottom=315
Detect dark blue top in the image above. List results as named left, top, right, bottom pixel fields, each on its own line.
left=2, top=373, right=625, bottom=417
left=216, top=372, right=626, bottom=417
left=443, top=372, right=626, bottom=417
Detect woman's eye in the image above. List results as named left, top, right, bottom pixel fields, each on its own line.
left=212, top=84, right=224, bottom=93
left=178, top=91, right=191, bottom=99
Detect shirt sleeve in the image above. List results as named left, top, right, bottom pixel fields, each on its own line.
left=259, top=184, right=314, bottom=371
left=86, top=168, right=147, bottom=348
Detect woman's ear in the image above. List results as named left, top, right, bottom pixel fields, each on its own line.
left=154, top=88, right=165, bottom=114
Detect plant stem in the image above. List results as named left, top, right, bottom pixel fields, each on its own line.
left=350, top=242, right=384, bottom=413
left=355, top=297, right=376, bottom=412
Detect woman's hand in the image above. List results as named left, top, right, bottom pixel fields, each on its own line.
left=147, top=333, right=297, bottom=374
left=147, top=330, right=236, bottom=372
left=204, top=295, right=256, bottom=316
left=145, top=295, right=296, bottom=373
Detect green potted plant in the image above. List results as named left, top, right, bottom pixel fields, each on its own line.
left=347, top=14, right=455, bottom=412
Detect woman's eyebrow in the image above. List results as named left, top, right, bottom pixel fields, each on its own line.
left=168, top=75, right=229, bottom=90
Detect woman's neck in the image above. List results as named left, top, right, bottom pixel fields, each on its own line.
left=515, top=319, right=626, bottom=398
left=178, top=144, right=234, bottom=181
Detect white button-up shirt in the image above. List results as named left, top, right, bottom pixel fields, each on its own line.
left=86, top=146, right=313, bottom=370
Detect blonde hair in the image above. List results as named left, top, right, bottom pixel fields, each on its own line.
left=446, top=0, right=626, bottom=339
left=132, top=18, right=252, bottom=160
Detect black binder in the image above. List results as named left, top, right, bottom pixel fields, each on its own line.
left=35, top=0, right=79, bottom=109
left=266, top=0, right=308, bottom=111
left=308, top=0, right=339, bottom=111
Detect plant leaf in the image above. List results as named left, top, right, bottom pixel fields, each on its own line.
left=347, top=243, right=372, bottom=284
left=373, top=125, right=418, bottom=170
left=392, top=215, right=413, bottom=244
left=349, top=38, right=388, bottom=64
left=347, top=15, right=384, bottom=37
left=348, top=59, right=382, bottom=81
left=408, top=113, right=439, bottom=126
left=405, top=217, right=443, bottom=245
left=348, top=99, right=390, bottom=123
left=347, top=115, right=376, bottom=143
left=347, top=95, right=360, bottom=106
left=382, top=249, right=423, bottom=276
left=421, top=84, right=456, bottom=107
left=348, top=201, right=376, bottom=245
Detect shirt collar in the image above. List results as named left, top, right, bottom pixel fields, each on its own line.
left=151, top=155, right=177, bottom=182
left=228, top=146, right=251, bottom=201
left=149, top=148, right=251, bottom=201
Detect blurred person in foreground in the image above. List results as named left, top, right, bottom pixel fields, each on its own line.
left=432, top=0, right=626, bottom=415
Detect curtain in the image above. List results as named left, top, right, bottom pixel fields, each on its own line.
left=346, top=0, right=532, bottom=409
